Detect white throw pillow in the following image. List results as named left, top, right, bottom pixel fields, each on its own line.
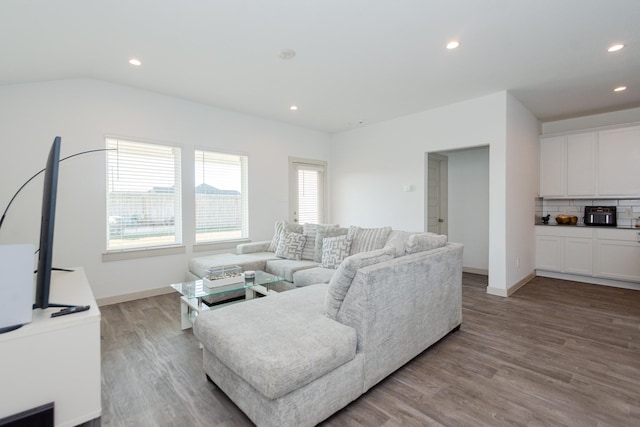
left=405, top=232, right=447, bottom=254
left=275, top=230, right=307, bottom=261
left=320, top=235, right=352, bottom=269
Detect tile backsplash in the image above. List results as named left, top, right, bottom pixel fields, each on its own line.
left=536, top=198, right=640, bottom=227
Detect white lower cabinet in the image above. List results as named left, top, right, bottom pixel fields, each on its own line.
left=536, top=226, right=640, bottom=284
left=564, top=237, right=594, bottom=275
left=536, top=227, right=594, bottom=275
left=594, top=229, right=640, bottom=282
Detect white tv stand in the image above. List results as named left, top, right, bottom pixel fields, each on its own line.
left=0, top=268, right=101, bottom=426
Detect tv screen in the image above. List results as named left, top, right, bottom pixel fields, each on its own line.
left=34, top=137, right=61, bottom=310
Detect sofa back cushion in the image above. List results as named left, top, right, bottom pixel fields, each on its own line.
left=324, top=247, right=395, bottom=319
left=405, top=232, right=447, bottom=254
left=347, top=226, right=392, bottom=255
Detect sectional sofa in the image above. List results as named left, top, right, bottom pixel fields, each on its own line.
left=193, top=223, right=464, bottom=426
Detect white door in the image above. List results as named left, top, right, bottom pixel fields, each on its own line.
left=289, top=158, right=326, bottom=225
left=427, top=154, right=448, bottom=235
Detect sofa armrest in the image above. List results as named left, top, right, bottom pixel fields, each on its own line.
left=236, top=240, right=272, bottom=255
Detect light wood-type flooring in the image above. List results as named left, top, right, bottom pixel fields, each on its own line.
left=100, top=274, right=640, bottom=426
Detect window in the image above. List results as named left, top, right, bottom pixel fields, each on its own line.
left=289, top=158, right=326, bottom=224
left=106, top=138, right=182, bottom=251
left=195, top=150, right=248, bottom=243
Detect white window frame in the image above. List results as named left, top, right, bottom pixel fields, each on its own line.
left=289, top=157, right=327, bottom=225
left=194, top=149, right=249, bottom=245
left=104, top=137, right=183, bottom=257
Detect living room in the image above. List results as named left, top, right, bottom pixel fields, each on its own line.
left=1, top=1, right=639, bottom=426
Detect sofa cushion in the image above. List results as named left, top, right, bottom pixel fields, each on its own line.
left=320, top=234, right=352, bottom=269
left=324, top=247, right=395, bottom=319
left=347, top=226, right=392, bottom=255
left=188, top=252, right=278, bottom=279
left=405, top=232, right=447, bottom=254
left=194, top=284, right=357, bottom=400
left=292, top=266, right=335, bottom=287
left=265, top=258, right=319, bottom=282
left=268, top=220, right=302, bottom=252
left=384, top=230, right=414, bottom=257
left=275, top=230, right=306, bottom=260
left=314, top=226, right=348, bottom=262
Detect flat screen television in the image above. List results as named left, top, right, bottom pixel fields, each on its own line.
left=34, top=137, right=61, bottom=310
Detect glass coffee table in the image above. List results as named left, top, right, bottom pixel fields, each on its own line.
left=170, top=270, right=285, bottom=330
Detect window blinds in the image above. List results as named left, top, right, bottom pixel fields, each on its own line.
left=106, top=138, right=182, bottom=250
left=195, top=150, right=248, bottom=243
left=295, top=163, right=324, bottom=224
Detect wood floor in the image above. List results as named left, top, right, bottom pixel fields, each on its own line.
left=100, top=274, right=640, bottom=426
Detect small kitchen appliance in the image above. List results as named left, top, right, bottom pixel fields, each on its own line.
left=584, top=206, right=617, bottom=226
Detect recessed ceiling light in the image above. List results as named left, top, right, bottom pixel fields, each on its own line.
left=614, top=86, right=627, bottom=92
left=279, top=49, right=296, bottom=60
left=128, top=58, right=142, bottom=66
left=290, top=105, right=298, bottom=111
left=446, top=41, right=460, bottom=50
left=608, top=44, right=624, bottom=52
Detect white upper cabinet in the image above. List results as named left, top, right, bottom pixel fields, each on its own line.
left=566, top=133, right=596, bottom=196
left=539, top=136, right=565, bottom=197
left=598, top=126, right=640, bottom=197
left=539, top=124, right=640, bottom=198
left=539, top=132, right=596, bottom=197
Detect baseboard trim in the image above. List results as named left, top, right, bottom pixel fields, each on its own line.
left=487, top=272, right=536, bottom=297
left=97, top=287, right=174, bottom=306
left=462, top=267, right=488, bottom=275
left=536, top=270, right=640, bottom=291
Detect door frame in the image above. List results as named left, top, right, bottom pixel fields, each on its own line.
left=288, top=157, right=328, bottom=225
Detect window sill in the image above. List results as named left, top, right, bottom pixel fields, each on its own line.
left=102, top=245, right=186, bottom=262
left=193, top=239, right=251, bottom=253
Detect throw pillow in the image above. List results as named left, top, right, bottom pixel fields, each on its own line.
left=275, top=230, right=307, bottom=261
left=314, top=226, right=348, bottom=262
left=320, top=235, right=352, bottom=269
left=268, top=220, right=303, bottom=252
left=347, top=226, right=392, bottom=255
left=324, top=247, right=395, bottom=320
left=301, top=223, right=319, bottom=261
left=405, top=232, right=447, bottom=254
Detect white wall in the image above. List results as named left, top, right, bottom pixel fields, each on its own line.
left=443, top=146, right=490, bottom=272
left=0, top=79, right=330, bottom=301
left=504, top=93, right=540, bottom=291
left=330, top=91, right=514, bottom=292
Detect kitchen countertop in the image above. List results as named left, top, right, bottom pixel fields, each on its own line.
left=535, top=223, right=639, bottom=230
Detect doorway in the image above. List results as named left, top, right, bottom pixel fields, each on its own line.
left=427, top=153, right=448, bottom=235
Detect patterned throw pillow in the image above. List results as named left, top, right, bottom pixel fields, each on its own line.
left=320, top=235, right=353, bottom=269
left=347, top=226, right=392, bottom=255
left=268, top=220, right=302, bottom=252
left=275, top=231, right=307, bottom=261
left=314, top=226, right=348, bottom=262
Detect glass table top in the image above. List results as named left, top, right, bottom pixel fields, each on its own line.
left=171, top=270, right=286, bottom=299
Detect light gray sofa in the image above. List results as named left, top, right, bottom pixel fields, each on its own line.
left=193, top=234, right=464, bottom=427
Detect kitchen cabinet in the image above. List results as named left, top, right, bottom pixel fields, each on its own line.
left=594, top=228, right=640, bottom=282
left=597, top=126, right=640, bottom=197
left=535, top=226, right=593, bottom=275
left=539, top=136, right=565, bottom=197
left=539, top=132, right=596, bottom=197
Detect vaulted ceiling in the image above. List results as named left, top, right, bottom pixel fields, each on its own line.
left=2, top=0, right=639, bottom=132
